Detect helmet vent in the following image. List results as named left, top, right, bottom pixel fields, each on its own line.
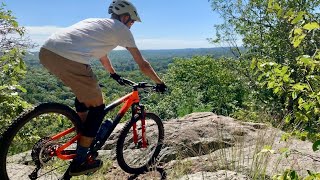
left=115, top=6, right=120, bottom=10
left=119, top=3, right=125, bottom=7
left=122, top=1, right=130, bottom=6
left=134, top=11, right=137, bottom=16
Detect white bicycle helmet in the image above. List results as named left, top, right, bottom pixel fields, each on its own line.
left=108, top=0, right=141, bottom=22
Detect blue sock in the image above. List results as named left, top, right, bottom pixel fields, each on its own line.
left=74, top=145, right=89, bottom=163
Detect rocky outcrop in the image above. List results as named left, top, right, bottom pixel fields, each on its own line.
left=7, top=112, right=320, bottom=179
left=103, top=112, right=320, bottom=179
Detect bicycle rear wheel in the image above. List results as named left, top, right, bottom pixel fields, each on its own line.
left=116, top=113, right=164, bottom=174
left=0, top=103, right=81, bottom=180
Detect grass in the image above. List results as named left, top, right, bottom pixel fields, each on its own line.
left=167, top=158, right=193, bottom=179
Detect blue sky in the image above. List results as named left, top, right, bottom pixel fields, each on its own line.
left=3, top=0, right=222, bottom=50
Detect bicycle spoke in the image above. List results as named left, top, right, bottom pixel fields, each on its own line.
left=3, top=109, right=78, bottom=180
left=122, top=117, right=160, bottom=168
left=35, top=163, right=70, bottom=179
left=116, top=112, right=164, bottom=174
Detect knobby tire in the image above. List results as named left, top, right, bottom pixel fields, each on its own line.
left=0, top=103, right=81, bottom=180
left=116, top=113, right=164, bottom=174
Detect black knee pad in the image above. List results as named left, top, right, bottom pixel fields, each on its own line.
left=75, top=98, right=89, bottom=112
left=81, top=104, right=105, bottom=137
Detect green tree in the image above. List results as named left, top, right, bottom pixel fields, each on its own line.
left=150, top=56, right=248, bottom=119
left=253, top=1, right=320, bottom=140
left=208, top=0, right=320, bottom=140
left=0, top=3, right=31, bottom=131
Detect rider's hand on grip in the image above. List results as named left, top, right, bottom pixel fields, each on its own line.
left=110, top=73, right=125, bottom=86
left=155, top=83, right=167, bottom=93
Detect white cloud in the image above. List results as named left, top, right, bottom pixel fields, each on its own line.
left=26, top=26, right=65, bottom=35
left=24, top=26, right=215, bottom=51
left=25, top=26, right=65, bottom=51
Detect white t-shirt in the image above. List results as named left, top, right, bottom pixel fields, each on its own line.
left=43, top=18, right=137, bottom=64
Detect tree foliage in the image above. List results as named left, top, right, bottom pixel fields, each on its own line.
left=148, top=56, right=248, bottom=119
left=253, top=0, right=320, bottom=139
left=209, top=0, right=320, bottom=139
left=0, top=3, right=31, bottom=131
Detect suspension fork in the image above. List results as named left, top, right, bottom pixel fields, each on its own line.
left=132, top=104, right=147, bottom=148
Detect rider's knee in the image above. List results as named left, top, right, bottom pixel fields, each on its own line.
left=83, top=97, right=104, bottom=108
left=75, top=95, right=104, bottom=110
left=75, top=98, right=88, bottom=112
left=81, top=104, right=105, bottom=137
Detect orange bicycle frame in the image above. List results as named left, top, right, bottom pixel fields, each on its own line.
left=51, top=89, right=147, bottom=160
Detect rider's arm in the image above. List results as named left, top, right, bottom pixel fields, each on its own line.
left=100, top=55, right=116, bottom=74
left=126, top=47, right=164, bottom=84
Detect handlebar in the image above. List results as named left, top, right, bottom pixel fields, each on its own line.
left=100, top=78, right=155, bottom=90
left=122, top=78, right=155, bottom=89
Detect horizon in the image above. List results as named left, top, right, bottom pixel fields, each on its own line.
left=28, top=47, right=231, bottom=53
left=3, top=0, right=231, bottom=51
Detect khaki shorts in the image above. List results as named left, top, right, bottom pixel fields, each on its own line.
left=39, top=48, right=102, bottom=102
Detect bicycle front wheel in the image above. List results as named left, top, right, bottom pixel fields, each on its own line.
left=0, top=103, right=81, bottom=180
left=116, top=112, right=164, bottom=174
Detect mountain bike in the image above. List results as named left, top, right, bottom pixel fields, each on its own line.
left=0, top=79, right=165, bottom=180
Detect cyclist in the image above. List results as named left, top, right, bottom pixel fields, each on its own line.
left=39, top=0, right=167, bottom=176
